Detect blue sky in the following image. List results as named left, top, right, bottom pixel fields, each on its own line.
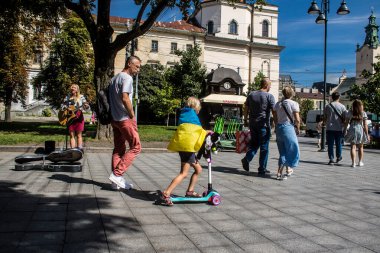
left=108, top=0, right=380, bottom=87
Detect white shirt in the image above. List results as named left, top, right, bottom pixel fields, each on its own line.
left=274, top=99, right=300, bottom=124
left=109, top=72, right=134, bottom=121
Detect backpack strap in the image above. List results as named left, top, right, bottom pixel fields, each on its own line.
left=329, top=103, right=344, bottom=123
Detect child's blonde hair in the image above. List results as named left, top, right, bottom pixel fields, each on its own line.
left=186, top=96, right=201, bottom=113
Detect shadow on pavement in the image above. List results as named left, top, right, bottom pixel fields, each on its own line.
left=49, top=174, right=158, bottom=202
left=0, top=180, right=142, bottom=252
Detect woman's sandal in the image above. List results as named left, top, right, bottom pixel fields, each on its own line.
left=185, top=191, right=202, bottom=198
left=160, top=192, right=173, bottom=206
left=286, top=168, right=294, bottom=176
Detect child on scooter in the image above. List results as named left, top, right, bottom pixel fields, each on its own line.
left=159, top=97, right=207, bottom=206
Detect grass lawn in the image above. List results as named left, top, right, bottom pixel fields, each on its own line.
left=0, top=121, right=176, bottom=145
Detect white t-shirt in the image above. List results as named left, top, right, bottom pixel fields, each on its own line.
left=109, top=72, right=133, bottom=121
left=274, top=99, right=300, bottom=124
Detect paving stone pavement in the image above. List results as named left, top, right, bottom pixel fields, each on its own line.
left=1, top=137, right=380, bottom=252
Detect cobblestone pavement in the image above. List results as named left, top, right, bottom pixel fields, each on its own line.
left=1, top=137, right=380, bottom=252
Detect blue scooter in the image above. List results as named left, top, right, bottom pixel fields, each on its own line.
left=167, top=132, right=221, bottom=206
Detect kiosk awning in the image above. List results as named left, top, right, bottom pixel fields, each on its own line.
left=200, top=94, right=247, bottom=105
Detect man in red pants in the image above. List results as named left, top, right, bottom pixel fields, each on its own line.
left=108, top=56, right=142, bottom=190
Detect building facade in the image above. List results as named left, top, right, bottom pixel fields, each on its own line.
left=112, top=0, right=283, bottom=101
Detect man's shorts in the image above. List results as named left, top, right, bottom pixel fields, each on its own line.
left=179, top=152, right=196, bottom=164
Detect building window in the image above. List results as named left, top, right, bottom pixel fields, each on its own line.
left=170, top=42, right=177, bottom=54
left=229, top=20, right=238, bottom=35
left=262, top=20, right=269, bottom=37
left=207, top=21, right=214, bottom=34
left=262, top=60, right=270, bottom=78
left=53, top=27, right=60, bottom=35
left=186, top=44, right=193, bottom=50
left=151, top=40, right=158, bottom=52
left=33, top=52, right=43, bottom=64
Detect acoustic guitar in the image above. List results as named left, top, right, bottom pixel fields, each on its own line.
left=58, top=105, right=82, bottom=126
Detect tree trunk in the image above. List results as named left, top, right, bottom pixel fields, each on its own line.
left=4, top=86, right=13, bottom=122
left=94, top=46, right=116, bottom=140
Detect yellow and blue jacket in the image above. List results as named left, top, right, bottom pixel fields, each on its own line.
left=167, top=107, right=207, bottom=152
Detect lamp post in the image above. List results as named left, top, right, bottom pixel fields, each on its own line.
left=307, top=0, right=350, bottom=151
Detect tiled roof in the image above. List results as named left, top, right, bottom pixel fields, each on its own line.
left=109, top=16, right=204, bottom=33
left=296, top=92, right=324, bottom=99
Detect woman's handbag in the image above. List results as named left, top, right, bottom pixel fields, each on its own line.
left=235, top=129, right=251, bottom=154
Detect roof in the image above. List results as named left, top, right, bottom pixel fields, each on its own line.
left=200, top=94, right=247, bottom=105
left=206, top=68, right=245, bottom=86
left=333, top=77, right=356, bottom=94
left=109, top=16, right=204, bottom=33
left=296, top=92, right=324, bottom=100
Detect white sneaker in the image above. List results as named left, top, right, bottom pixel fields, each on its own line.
left=358, top=161, right=364, bottom=167
left=351, top=163, right=356, bottom=168
left=109, top=173, right=133, bottom=190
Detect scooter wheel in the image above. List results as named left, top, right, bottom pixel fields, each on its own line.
left=211, top=195, right=221, bottom=206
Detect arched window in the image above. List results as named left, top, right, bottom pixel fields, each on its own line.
left=207, top=21, right=214, bottom=34
left=262, top=20, right=269, bottom=37
left=229, top=20, right=238, bottom=35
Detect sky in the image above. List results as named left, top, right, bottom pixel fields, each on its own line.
left=107, top=0, right=380, bottom=87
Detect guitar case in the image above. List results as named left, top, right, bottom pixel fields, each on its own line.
left=15, top=148, right=83, bottom=172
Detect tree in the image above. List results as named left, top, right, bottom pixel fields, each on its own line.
left=350, top=57, right=380, bottom=116
left=138, top=63, right=166, bottom=123
left=247, top=71, right=265, bottom=94
left=152, top=81, right=181, bottom=126
left=0, top=34, right=28, bottom=122
left=299, top=99, right=315, bottom=124
left=165, top=44, right=207, bottom=103
left=33, top=14, right=95, bottom=109
left=0, top=0, right=63, bottom=121
left=61, top=0, right=266, bottom=137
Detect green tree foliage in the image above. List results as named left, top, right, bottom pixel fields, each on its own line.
left=0, top=0, right=64, bottom=121
left=0, top=34, right=28, bottom=121
left=299, top=99, right=315, bottom=123
left=138, top=64, right=166, bottom=107
left=152, top=81, right=181, bottom=126
left=165, top=44, right=207, bottom=103
left=247, top=71, right=265, bottom=94
left=350, top=58, right=380, bottom=116
left=33, top=14, right=95, bottom=109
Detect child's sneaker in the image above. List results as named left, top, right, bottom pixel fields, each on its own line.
left=358, top=161, right=364, bottom=167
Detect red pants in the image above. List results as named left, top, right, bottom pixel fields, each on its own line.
left=111, top=119, right=141, bottom=176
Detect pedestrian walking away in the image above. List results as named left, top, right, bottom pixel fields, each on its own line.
left=159, top=97, right=208, bottom=206
left=273, top=86, right=300, bottom=180
left=344, top=99, right=370, bottom=167
left=241, top=77, right=276, bottom=177
left=108, top=56, right=142, bottom=190
left=323, top=91, right=347, bottom=165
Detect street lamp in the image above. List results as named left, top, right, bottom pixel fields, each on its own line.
left=307, top=0, right=350, bottom=151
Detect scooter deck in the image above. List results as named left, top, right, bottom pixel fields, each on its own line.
left=15, top=162, right=82, bottom=172
left=170, top=191, right=220, bottom=203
